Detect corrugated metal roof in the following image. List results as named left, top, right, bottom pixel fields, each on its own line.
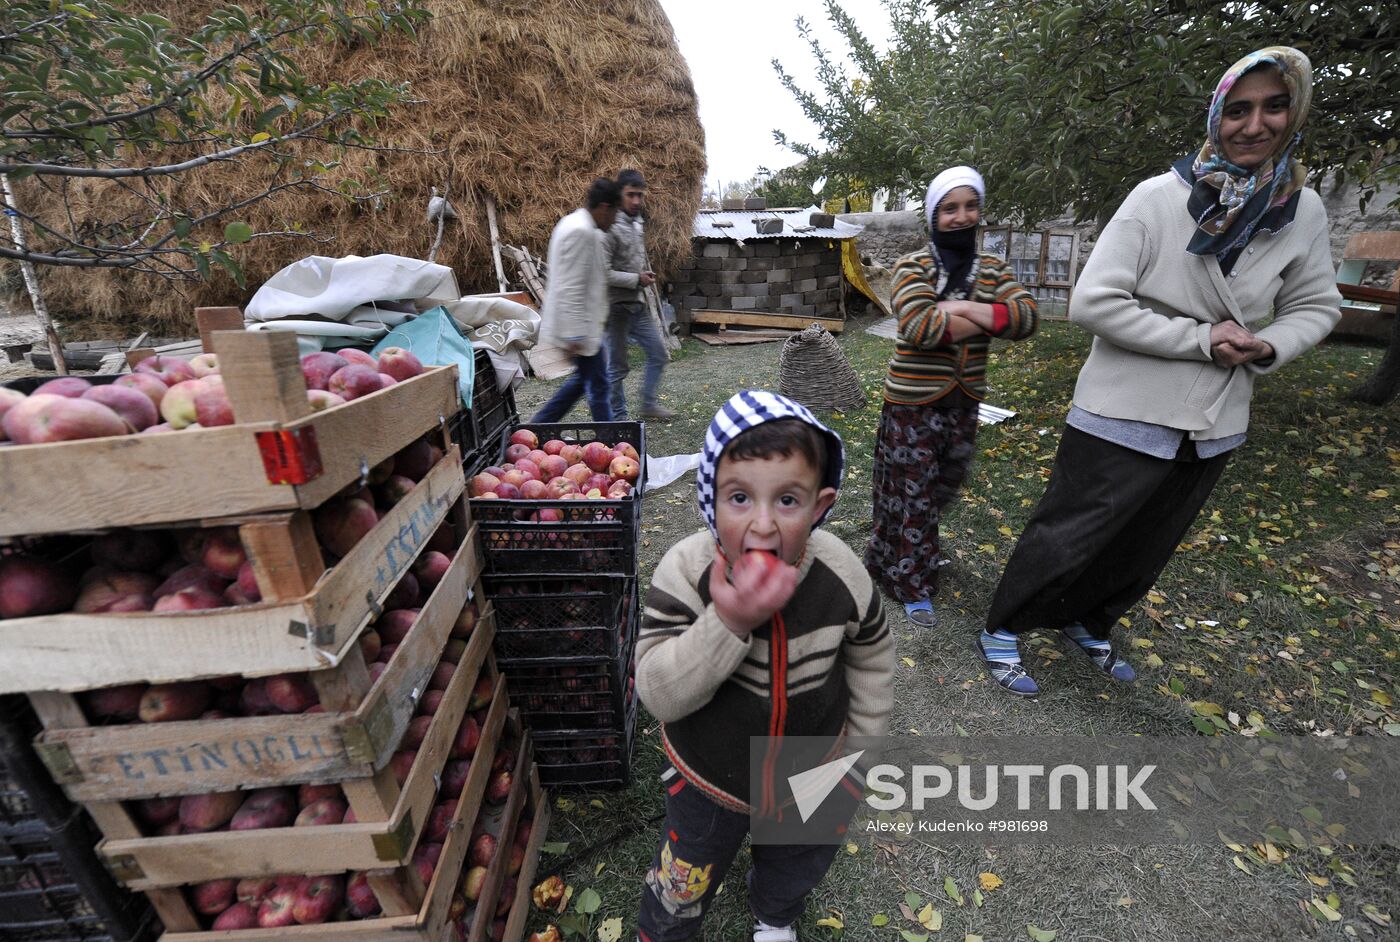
left=692, top=205, right=863, bottom=241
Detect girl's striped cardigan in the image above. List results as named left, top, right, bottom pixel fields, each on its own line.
left=883, top=250, right=1038, bottom=406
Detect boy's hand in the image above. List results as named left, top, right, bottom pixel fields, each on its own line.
left=710, top=550, right=798, bottom=638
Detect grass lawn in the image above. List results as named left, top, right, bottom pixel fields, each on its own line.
left=511, top=317, right=1399, bottom=942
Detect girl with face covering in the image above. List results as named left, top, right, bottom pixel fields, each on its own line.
left=863, top=167, right=1038, bottom=628
left=978, top=47, right=1341, bottom=697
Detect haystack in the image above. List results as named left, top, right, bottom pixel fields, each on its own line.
left=24, top=0, right=706, bottom=335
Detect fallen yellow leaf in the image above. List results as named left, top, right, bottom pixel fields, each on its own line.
left=978, top=872, right=1003, bottom=891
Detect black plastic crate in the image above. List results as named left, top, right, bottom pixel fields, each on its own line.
left=532, top=695, right=638, bottom=790
left=486, top=574, right=636, bottom=662
left=503, top=616, right=638, bottom=733
left=449, top=349, right=519, bottom=466
left=2, top=375, right=121, bottom=394
left=0, top=698, right=158, bottom=941
left=469, top=420, right=646, bottom=576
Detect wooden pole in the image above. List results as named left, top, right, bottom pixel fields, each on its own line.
left=1, top=173, right=66, bottom=374
left=484, top=194, right=509, bottom=293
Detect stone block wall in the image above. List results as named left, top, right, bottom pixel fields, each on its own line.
left=669, top=239, right=843, bottom=322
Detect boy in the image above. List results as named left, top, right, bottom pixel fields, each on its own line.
left=635, top=390, right=895, bottom=942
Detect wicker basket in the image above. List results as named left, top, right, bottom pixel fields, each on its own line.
left=778, top=324, right=866, bottom=412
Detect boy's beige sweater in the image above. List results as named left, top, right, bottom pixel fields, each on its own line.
left=636, top=529, right=895, bottom=812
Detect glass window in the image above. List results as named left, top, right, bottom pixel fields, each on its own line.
left=1010, top=230, right=1042, bottom=284
left=1044, top=232, right=1075, bottom=284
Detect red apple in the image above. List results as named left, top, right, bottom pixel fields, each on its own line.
left=337, top=348, right=378, bottom=368
left=294, top=797, right=347, bottom=827
left=328, top=364, right=383, bottom=401
left=265, top=673, right=319, bottom=713
left=193, top=379, right=235, bottom=428
left=384, top=571, right=420, bottom=611
left=377, top=347, right=424, bottom=381
left=500, top=468, right=529, bottom=489
left=376, top=473, right=416, bottom=506
left=346, top=871, right=381, bottom=918
left=34, top=376, right=93, bottom=398
left=559, top=443, right=584, bottom=465
left=468, top=675, right=494, bottom=711
left=139, top=682, right=212, bottom=722
left=3, top=394, right=129, bottom=443
left=584, top=472, right=611, bottom=494
left=297, top=783, right=341, bottom=807
left=300, top=352, right=349, bottom=391
left=82, top=385, right=158, bottom=431
left=494, top=481, right=521, bottom=500
left=542, top=439, right=566, bottom=456
left=200, top=528, right=246, bottom=579
left=613, top=441, right=640, bottom=462
left=232, top=560, right=262, bottom=604
left=405, top=714, right=434, bottom=749
left=537, top=454, right=568, bottom=480
left=520, top=479, right=549, bottom=499
left=609, top=454, right=640, bottom=483
left=359, top=627, right=382, bottom=663
left=230, top=788, right=297, bottom=831
left=158, top=379, right=208, bottom=429
left=292, top=874, right=344, bottom=925
left=313, top=496, right=379, bottom=557
left=84, top=682, right=148, bottom=721
left=414, top=841, right=443, bottom=884
left=212, top=901, right=260, bottom=930
left=504, top=443, right=530, bottom=464
left=443, top=759, right=472, bottom=797
left=179, top=791, right=243, bottom=832
left=152, top=586, right=226, bottom=611
left=496, top=877, right=518, bottom=916
left=90, top=528, right=169, bottom=572
left=239, top=678, right=277, bottom=716
left=418, top=689, right=445, bottom=716
left=306, top=388, right=347, bottom=412
left=450, top=716, right=480, bottom=759
left=412, top=550, right=450, bottom=588
left=426, top=799, right=458, bottom=842
left=113, top=372, right=168, bottom=409
left=153, top=562, right=225, bottom=599
left=135, top=355, right=197, bottom=386
left=429, top=660, right=457, bottom=692
left=394, top=439, right=440, bottom=482
left=132, top=795, right=180, bottom=828
left=461, top=865, right=488, bottom=902
left=581, top=441, right=612, bottom=473
left=189, top=352, right=220, bottom=377
left=487, top=769, right=512, bottom=804
left=442, top=639, right=466, bottom=664
left=390, top=749, right=417, bottom=785
left=469, top=472, right=502, bottom=498
left=509, top=428, right=539, bottom=449
left=256, top=886, right=299, bottom=928
left=73, top=571, right=158, bottom=614
left=545, top=477, right=579, bottom=499
left=451, top=602, right=477, bottom=639
left=377, top=609, right=419, bottom=644
left=469, top=832, right=497, bottom=868
left=236, top=877, right=277, bottom=906
left=514, top=818, right=533, bottom=850
left=562, top=462, right=592, bottom=488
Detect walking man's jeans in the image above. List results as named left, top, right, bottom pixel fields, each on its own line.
left=531, top=348, right=612, bottom=423
left=606, top=300, right=667, bottom=419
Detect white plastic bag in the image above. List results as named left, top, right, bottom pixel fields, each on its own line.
left=644, top=452, right=701, bottom=493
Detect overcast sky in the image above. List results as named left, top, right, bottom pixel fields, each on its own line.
left=657, top=0, right=894, bottom=194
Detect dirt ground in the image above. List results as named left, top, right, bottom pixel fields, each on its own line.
left=514, top=316, right=1399, bottom=942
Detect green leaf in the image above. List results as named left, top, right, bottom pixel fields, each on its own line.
left=575, top=887, right=601, bottom=915
left=872, top=914, right=889, bottom=926
left=899, top=932, right=929, bottom=942
left=1027, top=927, right=1057, bottom=942
left=223, top=221, right=253, bottom=244
left=540, top=841, right=570, bottom=855
left=903, top=891, right=923, bottom=910
left=944, top=876, right=963, bottom=905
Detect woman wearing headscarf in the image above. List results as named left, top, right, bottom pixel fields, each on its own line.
left=865, top=166, right=1038, bottom=627
left=978, top=47, right=1341, bottom=696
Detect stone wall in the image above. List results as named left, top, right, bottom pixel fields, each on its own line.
left=669, top=239, right=843, bottom=322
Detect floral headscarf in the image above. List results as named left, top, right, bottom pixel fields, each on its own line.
left=1183, top=46, right=1312, bottom=259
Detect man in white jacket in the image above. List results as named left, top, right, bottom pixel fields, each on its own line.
left=532, top=178, right=621, bottom=422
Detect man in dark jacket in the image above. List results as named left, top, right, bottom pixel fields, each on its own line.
left=605, top=168, right=673, bottom=420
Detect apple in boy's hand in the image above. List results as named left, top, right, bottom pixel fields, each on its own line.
left=710, top=548, right=798, bottom=638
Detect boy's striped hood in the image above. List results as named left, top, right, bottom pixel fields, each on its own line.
left=696, top=389, right=845, bottom=539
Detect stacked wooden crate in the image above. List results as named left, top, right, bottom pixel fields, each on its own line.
left=0, top=321, right=545, bottom=941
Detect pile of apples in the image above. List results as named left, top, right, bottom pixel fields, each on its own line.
left=0, top=346, right=424, bottom=444
left=469, top=429, right=640, bottom=503
left=0, top=436, right=447, bottom=621
left=192, top=735, right=521, bottom=930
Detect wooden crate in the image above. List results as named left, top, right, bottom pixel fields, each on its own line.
left=156, top=712, right=534, bottom=941
left=499, top=788, right=551, bottom=942
left=0, top=329, right=460, bottom=538
left=463, top=757, right=541, bottom=942
left=98, top=671, right=509, bottom=889
left=30, top=549, right=488, bottom=802
left=0, top=448, right=467, bottom=694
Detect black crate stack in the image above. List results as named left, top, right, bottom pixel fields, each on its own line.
left=448, top=348, right=520, bottom=472
left=468, top=421, right=644, bottom=789
left=0, top=697, right=158, bottom=942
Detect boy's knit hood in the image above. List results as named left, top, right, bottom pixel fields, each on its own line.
left=696, top=389, right=845, bottom=540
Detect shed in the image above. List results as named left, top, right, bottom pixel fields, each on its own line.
left=668, top=204, right=864, bottom=330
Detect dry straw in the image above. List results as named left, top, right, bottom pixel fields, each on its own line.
left=22, top=0, right=706, bottom=336
left=779, top=324, right=866, bottom=413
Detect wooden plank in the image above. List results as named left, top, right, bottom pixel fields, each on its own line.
left=96, top=658, right=506, bottom=888
left=239, top=512, right=325, bottom=601
left=1343, top=231, right=1400, bottom=261
left=34, top=533, right=485, bottom=802
left=0, top=450, right=464, bottom=694
left=691, top=309, right=845, bottom=332
left=1339, top=282, right=1400, bottom=306
left=194, top=307, right=244, bottom=354
left=500, top=778, right=549, bottom=942
left=213, top=330, right=313, bottom=425
left=484, top=195, right=509, bottom=294
left=461, top=730, right=530, bottom=942
left=692, top=330, right=791, bottom=346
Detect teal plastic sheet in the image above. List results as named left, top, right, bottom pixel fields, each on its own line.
left=371, top=306, right=476, bottom=407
